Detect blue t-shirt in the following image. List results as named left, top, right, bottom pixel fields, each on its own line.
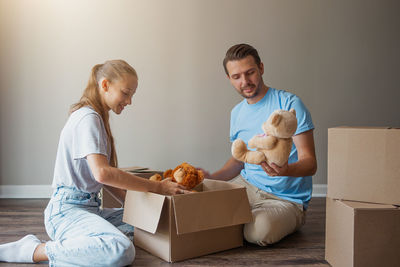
left=52, top=106, right=110, bottom=193
left=230, top=88, right=314, bottom=209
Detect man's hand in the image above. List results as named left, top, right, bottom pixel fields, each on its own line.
left=261, top=161, right=289, bottom=177
left=261, top=130, right=317, bottom=178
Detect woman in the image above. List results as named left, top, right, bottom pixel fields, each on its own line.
left=0, top=60, right=189, bottom=266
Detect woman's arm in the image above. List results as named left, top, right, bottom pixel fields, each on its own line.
left=87, top=154, right=191, bottom=195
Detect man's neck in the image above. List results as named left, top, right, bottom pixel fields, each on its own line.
left=246, top=85, right=269, bottom=105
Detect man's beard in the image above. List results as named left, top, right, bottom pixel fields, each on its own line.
left=239, top=83, right=261, bottom=99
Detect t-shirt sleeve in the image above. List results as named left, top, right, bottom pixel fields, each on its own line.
left=72, top=113, right=108, bottom=160
left=286, top=95, right=314, bottom=135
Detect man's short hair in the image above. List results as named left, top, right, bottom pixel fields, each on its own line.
left=223, top=43, right=261, bottom=76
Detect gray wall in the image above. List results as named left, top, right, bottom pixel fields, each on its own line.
left=1, top=0, right=399, bottom=187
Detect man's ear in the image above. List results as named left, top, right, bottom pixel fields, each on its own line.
left=259, top=62, right=264, bottom=75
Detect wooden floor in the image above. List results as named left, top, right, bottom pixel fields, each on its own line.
left=0, top=198, right=329, bottom=267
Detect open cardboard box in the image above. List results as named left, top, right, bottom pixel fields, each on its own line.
left=122, top=179, right=252, bottom=262
left=325, top=197, right=400, bottom=267
left=328, top=127, right=400, bottom=205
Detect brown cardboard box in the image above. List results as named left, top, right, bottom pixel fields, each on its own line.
left=123, top=179, right=252, bottom=262
left=325, top=198, right=400, bottom=267
left=101, top=187, right=124, bottom=208
left=328, top=127, right=400, bottom=205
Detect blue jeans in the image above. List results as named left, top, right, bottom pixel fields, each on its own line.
left=44, top=187, right=135, bottom=267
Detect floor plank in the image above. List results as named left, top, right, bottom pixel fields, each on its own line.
left=0, top=198, right=328, bottom=266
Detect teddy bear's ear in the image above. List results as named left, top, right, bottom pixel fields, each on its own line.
left=270, top=113, right=282, bottom=126
left=289, top=108, right=296, bottom=117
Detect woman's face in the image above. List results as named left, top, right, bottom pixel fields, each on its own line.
left=102, top=74, right=138, bottom=114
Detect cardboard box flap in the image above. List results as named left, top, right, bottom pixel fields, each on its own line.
left=122, top=191, right=166, bottom=234
left=120, top=166, right=149, bottom=172
left=340, top=200, right=399, bottom=210
left=329, top=126, right=400, bottom=130
left=201, top=179, right=240, bottom=191
left=172, top=188, right=252, bottom=235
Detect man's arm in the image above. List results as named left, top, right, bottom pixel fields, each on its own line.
left=199, top=156, right=244, bottom=181
left=261, top=129, right=317, bottom=177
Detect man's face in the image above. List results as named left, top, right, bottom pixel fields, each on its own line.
left=226, top=55, right=264, bottom=100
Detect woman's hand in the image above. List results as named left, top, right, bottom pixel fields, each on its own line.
left=158, top=178, right=191, bottom=195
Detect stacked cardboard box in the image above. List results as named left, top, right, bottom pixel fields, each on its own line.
left=326, top=127, right=400, bottom=267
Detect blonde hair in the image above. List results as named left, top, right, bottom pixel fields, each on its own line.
left=70, top=60, right=138, bottom=167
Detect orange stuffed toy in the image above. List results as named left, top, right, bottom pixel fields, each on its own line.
left=149, top=162, right=204, bottom=190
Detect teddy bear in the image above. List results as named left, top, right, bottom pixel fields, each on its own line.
left=149, top=162, right=204, bottom=190
left=231, top=109, right=297, bottom=167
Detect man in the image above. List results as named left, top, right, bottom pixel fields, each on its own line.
left=199, top=44, right=317, bottom=246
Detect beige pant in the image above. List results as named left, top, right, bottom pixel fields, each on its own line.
left=231, top=175, right=305, bottom=246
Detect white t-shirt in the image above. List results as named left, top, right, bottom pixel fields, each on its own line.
left=52, top=106, right=110, bottom=193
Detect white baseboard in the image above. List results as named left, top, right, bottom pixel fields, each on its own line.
left=312, top=184, right=327, bottom=197
left=0, top=184, right=327, bottom=198
left=0, top=185, right=52, bottom=198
